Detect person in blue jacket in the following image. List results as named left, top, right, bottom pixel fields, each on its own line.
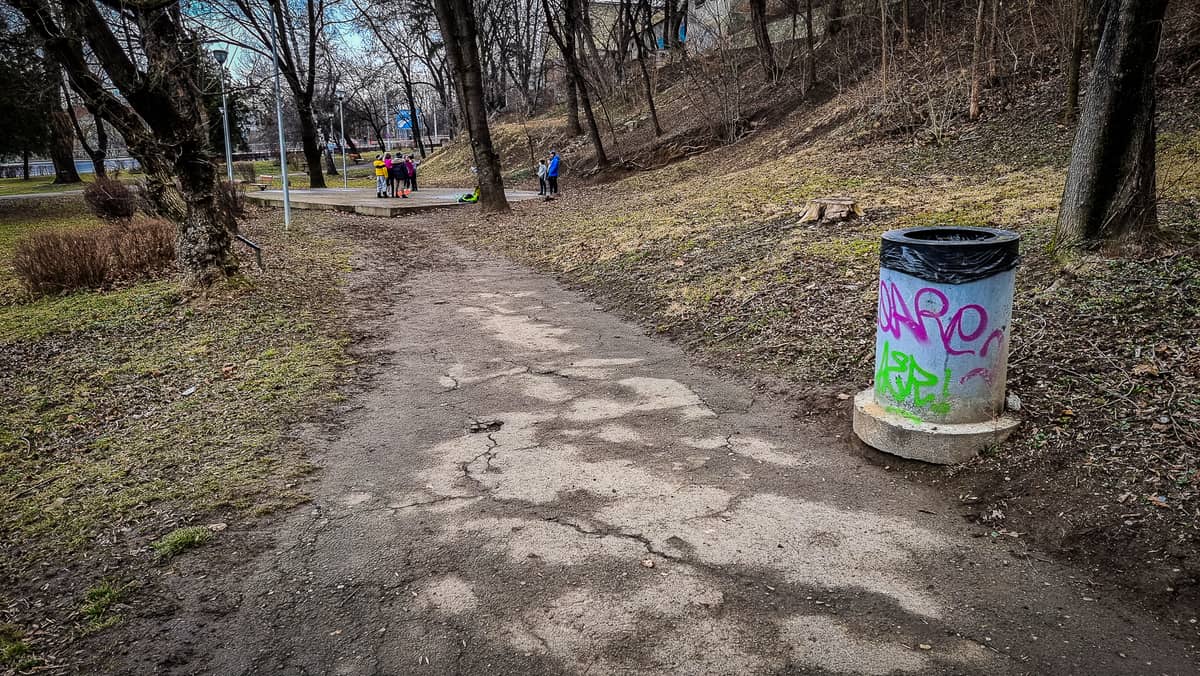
left=547, top=150, right=560, bottom=195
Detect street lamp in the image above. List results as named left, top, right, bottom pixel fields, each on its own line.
left=211, top=47, right=233, bottom=183
left=336, top=91, right=347, bottom=190
left=267, top=9, right=291, bottom=229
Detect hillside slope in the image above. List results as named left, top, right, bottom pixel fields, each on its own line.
left=448, top=57, right=1200, bottom=621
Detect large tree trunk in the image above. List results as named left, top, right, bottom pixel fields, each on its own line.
left=45, top=58, right=82, bottom=184
left=1056, top=0, right=1169, bottom=247
left=432, top=0, right=509, bottom=213
left=297, top=100, right=327, bottom=188
left=749, top=0, right=776, bottom=80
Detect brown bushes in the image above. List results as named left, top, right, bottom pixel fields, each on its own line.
left=83, top=175, right=137, bottom=222
left=13, top=219, right=176, bottom=296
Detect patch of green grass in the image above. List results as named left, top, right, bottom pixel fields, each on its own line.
left=0, top=623, right=36, bottom=669
left=0, top=175, right=94, bottom=197
left=0, top=281, right=179, bottom=342
left=80, top=580, right=128, bottom=631
left=151, top=526, right=212, bottom=560
left=802, top=237, right=879, bottom=264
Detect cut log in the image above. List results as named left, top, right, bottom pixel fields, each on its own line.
left=799, top=197, right=863, bottom=224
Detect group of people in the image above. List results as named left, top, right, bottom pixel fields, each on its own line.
left=536, top=150, right=560, bottom=196
left=373, top=153, right=419, bottom=198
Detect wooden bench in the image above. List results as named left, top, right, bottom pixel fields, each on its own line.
left=251, top=175, right=276, bottom=191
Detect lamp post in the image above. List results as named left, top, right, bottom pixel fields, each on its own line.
left=336, top=91, right=347, bottom=190
left=268, top=8, right=291, bottom=229
left=211, top=48, right=234, bottom=183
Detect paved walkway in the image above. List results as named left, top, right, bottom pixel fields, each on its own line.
left=113, top=230, right=1197, bottom=675
left=0, top=189, right=83, bottom=202
left=246, top=187, right=541, bottom=217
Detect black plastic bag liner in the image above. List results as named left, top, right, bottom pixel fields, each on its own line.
left=879, top=226, right=1020, bottom=285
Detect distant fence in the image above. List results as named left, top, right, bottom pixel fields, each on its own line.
left=0, top=157, right=140, bottom=179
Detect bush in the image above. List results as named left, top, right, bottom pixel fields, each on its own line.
left=216, top=180, right=246, bottom=220
left=83, top=176, right=137, bottom=222
left=233, top=161, right=257, bottom=184
left=12, top=219, right=176, bottom=296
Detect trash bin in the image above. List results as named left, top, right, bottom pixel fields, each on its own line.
left=853, top=226, right=1021, bottom=464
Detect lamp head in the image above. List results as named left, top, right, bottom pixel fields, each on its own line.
left=336, top=91, right=345, bottom=101
left=211, top=48, right=228, bottom=65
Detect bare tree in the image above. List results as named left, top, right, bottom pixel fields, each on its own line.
left=750, top=0, right=777, bottom=80
left=1056, top=0, right=1170, bottom=246
left=11, top=0, right=235, bottom=283
left=543, top=0, right=609, bottom=168
left=431, top=0, right=509, bottom=212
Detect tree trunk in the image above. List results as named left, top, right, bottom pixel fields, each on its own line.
left=805, top=0, right=816, bottom=89
left=565, top=74, right=583, bottom=135
left=297, top=100, right=327, bottom=188
left=629, top=0, right=662, bottom=136
left=16, top=0, right=236, bottom=284
left=750, top=0, right=776, bottom=80
left=1063, top=0, right=1087, bottom=124
left=432, top=0, right=510, bottom=213
left=45, top=58, right=81, bottom=185
left=66, top=89, right=109, bottom=179
left=1056, top=0, right=1169, bottom=247
left=544, top=0, right=608, bottom=168
left=969, top=0, right=986, bottom=121
left=402, top=73, right=427, bottom=158
left=901, top=0, right=910, bottom=51
left=879, top=0, right=889, bottom=90
left=22, top=148, right=30, bottom=181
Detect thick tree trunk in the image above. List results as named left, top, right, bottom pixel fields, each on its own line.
left=565, top=75, right=583, bottom=135
left=432, top=0, right=509, bottom=213
left=297, top=101, right=326, bottom=188
left=1056, top=0, right=1169, bottom=247
left=22, top=148, right=30, bottom=181
left=750, top=0, right=776, bottom=80
left=45, top=59, right=82, bottom=184
left=969, top=0, right=986, bottom=121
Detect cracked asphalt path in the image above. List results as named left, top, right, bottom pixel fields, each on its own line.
left=114, top=231, right=1197, bottom=675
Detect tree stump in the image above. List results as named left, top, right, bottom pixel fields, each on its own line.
left=799, top=197, right=863, bottom=224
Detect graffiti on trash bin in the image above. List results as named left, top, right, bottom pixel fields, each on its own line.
left=874, top=341, right=952, bottom=416
left=877, top=281, right=1005, bottom=357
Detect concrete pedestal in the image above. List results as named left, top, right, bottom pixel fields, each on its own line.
left=852, top=389, right=1019, bottom=464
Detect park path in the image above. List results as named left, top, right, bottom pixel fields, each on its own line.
left=112, top=225, right=1196, bottom=675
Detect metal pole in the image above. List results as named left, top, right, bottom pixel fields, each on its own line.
left=268, top=8, right=291, bottom=229
left=219, top=75, right=234, bottom=182
left=338, top=97, right=347, bottom=190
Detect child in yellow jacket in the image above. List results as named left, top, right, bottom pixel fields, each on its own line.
left=373, top=155, right=387, bottom=197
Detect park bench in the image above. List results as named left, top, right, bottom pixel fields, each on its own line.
left=251, top=175, right=276, bottom=191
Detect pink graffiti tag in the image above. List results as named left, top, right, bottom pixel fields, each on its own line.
left=877, top=281, right=1006, bottom=357
left=959, top=368, right=994, bottom=385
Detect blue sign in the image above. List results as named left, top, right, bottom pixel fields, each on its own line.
left=395, top=109, right=420, bottom=130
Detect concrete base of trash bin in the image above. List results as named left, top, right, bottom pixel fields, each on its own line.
left=852, top=390, right=1019, bottom=464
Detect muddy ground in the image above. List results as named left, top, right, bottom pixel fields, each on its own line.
left=83, top=214, right=1199, bottom=675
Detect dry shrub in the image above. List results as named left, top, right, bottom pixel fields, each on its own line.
left=234, top=161, right=257, bottom=184
left=13, top=219, right=176, bottom=296
left=217, top=179, right=247, bottom=220
left=83, top=175, right=137, bottom=222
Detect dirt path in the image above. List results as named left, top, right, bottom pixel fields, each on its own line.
left=105, top=225, right=1197, bottom=675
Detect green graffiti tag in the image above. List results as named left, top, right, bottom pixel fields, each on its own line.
left=875, top=341, right=952, bottom=415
